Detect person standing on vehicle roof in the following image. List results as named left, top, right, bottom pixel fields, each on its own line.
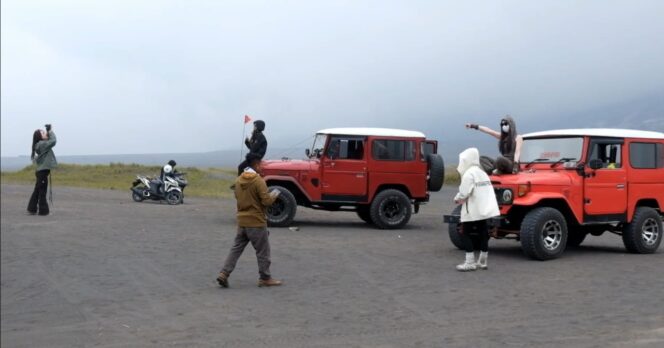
left=218, top=153, right=282, bottom=288
left=466, top=115, right=523, bottom=174
left=237, top=120, right=267, bottom=175
left=453, top=147, right=500, bottom=272
left=27, top=124, right=57, bottom=216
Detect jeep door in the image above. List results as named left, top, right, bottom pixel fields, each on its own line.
left=583, top=137, right=627, bottom=220
left=321, top=136, right=368, bottom=201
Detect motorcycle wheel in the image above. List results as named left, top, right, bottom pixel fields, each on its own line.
left=132, top=191, right=144, bottom=202
left=166, top=190, right=183, bottom=205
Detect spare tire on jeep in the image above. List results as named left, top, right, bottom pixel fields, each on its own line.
left=427, top=154, right=444, bottom=192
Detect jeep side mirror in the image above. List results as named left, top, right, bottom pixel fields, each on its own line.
left=305, top=149, right=311, bottom=157
left=589, top=159, right=603, bottom=170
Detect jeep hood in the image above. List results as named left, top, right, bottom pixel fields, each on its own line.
left=261, top=159, right=316, bottom=172
left=491, top=170, right=574, bottom=186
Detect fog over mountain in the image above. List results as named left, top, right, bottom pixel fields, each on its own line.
left=2, top=1, right=663, bottom=166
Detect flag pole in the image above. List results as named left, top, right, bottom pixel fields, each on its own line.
left=240, top=120, right=246, bottom=161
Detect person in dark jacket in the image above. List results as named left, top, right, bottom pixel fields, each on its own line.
left=27, top=124, right=57, bottom=216
left=217, top=153, right=282, bottom=288
left=465, top=115, right=523, bottom=174
left=237, top=120, right=267, bottom=175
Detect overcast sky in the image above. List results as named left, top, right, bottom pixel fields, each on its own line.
left=2, top=0, right=664, bottom=157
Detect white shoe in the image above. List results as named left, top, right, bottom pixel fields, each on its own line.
left=456, top=253, right=477, bottom=272
left=476, top=251, right=488, bottom=270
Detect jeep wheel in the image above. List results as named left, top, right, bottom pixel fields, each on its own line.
left=356, top=205, right=373, bottom=224
left=448, top=205, right=465, bottom=250
left=427, top=154, right=445, bottom=192
left=622, top=207, right=662, bottom=254
left=266, top=186, right=297, bottom=227
left=370, top=189, right=411, bottom=229
left=520, top=207, right=568, bottom=260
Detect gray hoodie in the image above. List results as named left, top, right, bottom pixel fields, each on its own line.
left=454, top=147, right=500, bottom=222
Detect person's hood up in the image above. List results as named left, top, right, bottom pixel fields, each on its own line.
left=254, top=120, right=265, bottom=132
left=457, top=147, right=480, bottom=175
left=238, top=167, right=259, bottom=189
left=501, top=115, right=517, bottom=137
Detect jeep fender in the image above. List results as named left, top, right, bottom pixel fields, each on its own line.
left=263, top=175, right=313, bottom=203
left=513, top=192, right=582, bottom=225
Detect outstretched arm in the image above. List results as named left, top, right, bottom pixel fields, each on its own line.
left=466, top=124, right=500, bottom=140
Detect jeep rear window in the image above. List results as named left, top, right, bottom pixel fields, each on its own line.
left=372, top=140, right=415, bottom=161
left=630, top=143, right=664, bottom=169
left=521, top=137, right=583, bottom=163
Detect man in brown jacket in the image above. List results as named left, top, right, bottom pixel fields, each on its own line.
left=217, top=154, right=282, bottom=288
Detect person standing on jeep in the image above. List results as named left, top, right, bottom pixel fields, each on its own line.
left=237, top=120, right=267, bottom=175
left=218, top=153, right=282, bottom=288
left=466, top=115, right=523, bottom=174
left=453, top=147, right=500, bottom=271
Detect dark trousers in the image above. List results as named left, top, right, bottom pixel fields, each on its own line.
left=27, top=169, right=50, bottom=215
left=221, top=226, right=272, bottom=280
left=461, top=219, right=489, bottom=252
left=237, top=160, right=249, bottom=176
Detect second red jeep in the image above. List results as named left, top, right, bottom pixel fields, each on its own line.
left=261, top=128, right=445, bottom=229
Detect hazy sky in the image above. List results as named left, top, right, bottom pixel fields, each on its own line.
left=2, top=0, right=664, bottom=157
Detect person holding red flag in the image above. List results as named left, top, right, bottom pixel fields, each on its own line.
left=237, top=119, right=267, bottom=175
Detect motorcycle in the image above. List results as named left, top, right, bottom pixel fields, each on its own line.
left=131, top=172, right=188, bottom=205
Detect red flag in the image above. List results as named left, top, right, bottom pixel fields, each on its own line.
left=244, top=115, right=252, bottom=124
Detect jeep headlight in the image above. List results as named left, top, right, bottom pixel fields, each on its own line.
left=501, top=189, right=513, bottom=204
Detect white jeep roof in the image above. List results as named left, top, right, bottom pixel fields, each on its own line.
left=317, top=127, right=426, bottom=138
left=524, top=128, right=664, bottom=140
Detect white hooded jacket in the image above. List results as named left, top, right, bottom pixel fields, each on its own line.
left=454, top=148, right=500, bottom=222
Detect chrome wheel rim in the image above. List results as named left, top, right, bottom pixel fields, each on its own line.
left=541, top=220, right=563, bottom=251
left=642, top=218, right=660, bottom=246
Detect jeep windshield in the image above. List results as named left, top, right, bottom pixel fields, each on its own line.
left=309, top=134, right=328, bottom=158
left=520, top=137, right=583, bottom=165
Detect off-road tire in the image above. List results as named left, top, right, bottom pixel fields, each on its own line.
left=166, top=190, right=183, bottom=205
left=267, top=186, right=297, bottom=227
left=520, top=207, right=568, bottom=260
left=448, top=205, right=465, bottom=250
left=622, top=207, right=662, bottom=254
left=370, top=189, right=412, bottom=229
left=356, top=205, right=372, bottom=224
left=427, top=154, right=445, bottom=192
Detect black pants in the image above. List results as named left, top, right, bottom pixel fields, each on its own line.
left=27, top=169, right=50, bottom=215
left=461, top=219, right=489, bottom=252
left=237, top=160, right=250, bottom=176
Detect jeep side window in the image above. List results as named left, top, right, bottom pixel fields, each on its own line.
left=372, top=140, right=415, bottom=161
left=589, top=143, right=622, bottom=169
left=326, top=137, right=365, bottom=160
left=629, top=142, right=664, bottom=169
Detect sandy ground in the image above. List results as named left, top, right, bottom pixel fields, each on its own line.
left=1, top=184, right=663, bottom=348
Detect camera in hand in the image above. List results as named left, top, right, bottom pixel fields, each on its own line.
left=45, top=124, right=52, bottom=131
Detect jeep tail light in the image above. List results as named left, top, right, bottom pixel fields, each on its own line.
left=518, top=182, right=531, bottom=197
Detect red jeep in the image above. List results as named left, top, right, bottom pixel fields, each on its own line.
left=445, top=128, right=664, bottom=260
left=261, top=128, right=445, bottom=229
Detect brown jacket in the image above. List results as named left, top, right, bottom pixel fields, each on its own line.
left=235, top=169, right=277, bottom=227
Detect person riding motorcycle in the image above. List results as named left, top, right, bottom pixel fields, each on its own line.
left=152, top=160, right=178, bottom=194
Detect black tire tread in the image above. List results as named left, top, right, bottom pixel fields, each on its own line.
left=622, top=207, right=662, bottom=254
left=267, top=185, right=297, bottom=227
left=427, top=154, right=445, bottom=192
left=520, top=207, right=567, bottom=260
left=370, top=189, right=412, bottom=230
left=447, top=205, right=465, bottom=250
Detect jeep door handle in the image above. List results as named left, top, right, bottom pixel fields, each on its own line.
left=616, top=184, right=625, bottom=189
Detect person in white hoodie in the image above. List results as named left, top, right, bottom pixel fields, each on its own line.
left=453, top=147, right=500, bottom=271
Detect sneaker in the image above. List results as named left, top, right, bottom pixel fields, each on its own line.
left=456, top=261, right=477, bottom=272
left=476, top=252, right=488, bottom=270
left=476, top=260, right=488, bottom=270
left=257, top=278, right=282, bottom=287
left=216, top=272, right=229, bottom=288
